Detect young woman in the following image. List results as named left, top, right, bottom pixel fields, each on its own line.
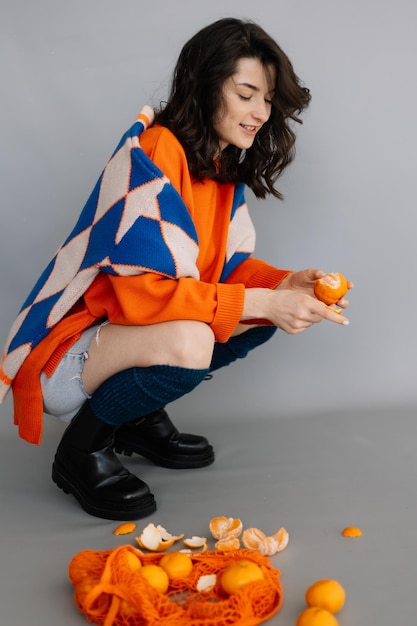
left=0, top=18, right=351, bottom=520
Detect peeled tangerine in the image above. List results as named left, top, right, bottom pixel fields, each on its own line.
left=209, top=516, right=243, bottom=540
left=242, top=527, right=289, bottom=556
left=314, top=272, right=348, bottom=305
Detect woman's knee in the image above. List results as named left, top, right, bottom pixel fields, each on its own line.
left=169, top=321, right=215, bottom=369
left=83, top=321, right=215, bottom=392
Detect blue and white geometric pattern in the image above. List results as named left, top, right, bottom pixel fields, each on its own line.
left=0, top=106, right=255, bottom=401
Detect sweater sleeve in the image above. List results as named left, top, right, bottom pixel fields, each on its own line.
left=83, top=272, right=245, bottom=344
left=224, top=256, right=292, bottom=289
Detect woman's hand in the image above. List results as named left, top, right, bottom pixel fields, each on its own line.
left=277, top=268, right=353, bottom=310
left=242, top=268, right=353, bottom=334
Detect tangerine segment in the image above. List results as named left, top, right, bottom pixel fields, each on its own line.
left=242, top=527, right=289, bottom=556
left=209, top=516, right=243, bottom=540
left=341, top=526, right=362, bottom=538
left=305, top=579, right=346, bottom=614
left=241, top=527, right=266, bottom=551
left=314, top=272, right=348, bottom=305
left=159, top=552, right=193, bottom=580
left=296, top=607, right=339, bottom=626
left=215, top=536, right=241, bottom=551
left=220, top=559, right=264, bottom=595
left=272, top=527, right=289, bottom=552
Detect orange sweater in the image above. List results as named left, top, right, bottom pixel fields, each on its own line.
left=12, top=125, right=290, bottom=444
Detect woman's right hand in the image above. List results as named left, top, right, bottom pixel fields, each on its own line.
left=242, top=284, right=349, bottom=334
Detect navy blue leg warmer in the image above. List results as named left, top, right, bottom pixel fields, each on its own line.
left=89, top=364, right=209, bottom=426
left=209, top=325, right=277, bottom=372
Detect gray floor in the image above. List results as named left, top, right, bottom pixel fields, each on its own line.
left=1, top=405, right=416, bottom=625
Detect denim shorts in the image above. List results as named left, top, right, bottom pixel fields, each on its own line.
left=41, top=324, right=104, bottom=423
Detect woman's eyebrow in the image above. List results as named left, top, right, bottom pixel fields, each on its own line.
left=236, top=81, right=259, bottom=91
left=235, top=81, right=275, bottom=95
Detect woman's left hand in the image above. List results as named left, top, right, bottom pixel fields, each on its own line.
left=277, top=268, right=353, bottom=309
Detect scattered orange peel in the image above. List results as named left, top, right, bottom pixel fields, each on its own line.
left=242, top=527, right=289, bottom=556
left=136, top=523, right=184, bottom=552
left=196, top=573, right=217, bottom=593
left=209, top=516, right=243, bottom=540
left=341, top=526, right=362, bottom=538
left=113, top=521, right=137, bottom=536
left=183, top=536, right=207, bottom=548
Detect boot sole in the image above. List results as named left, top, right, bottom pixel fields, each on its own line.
left=52, top=462, right=157, bottom=520
left=113, top=441, right=215, bottom=469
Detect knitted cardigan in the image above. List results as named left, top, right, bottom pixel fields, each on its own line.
left=0, top=106, right=257, bottom=404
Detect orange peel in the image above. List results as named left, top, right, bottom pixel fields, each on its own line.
left=196, top=573, right=217, bottom=593
left=183, top=536, right=208, bottom=549
left=136, top=523, right=184, bottom=552
left=209, top=516, right=243, bottom=540
left=341, top=526, right=362, bottom=538
left=242, top=527, right=289, bottom=556
left=113, top=521, right=137, bottom=536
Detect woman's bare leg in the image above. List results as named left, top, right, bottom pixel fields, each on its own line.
left=82, top=319, right=215, bottom=395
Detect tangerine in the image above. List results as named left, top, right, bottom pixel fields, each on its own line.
left=123, top=550, right=142, bottom=572
left=296, top=607, right=339, bottom=626
left=220, top=559, right=264, bottom=595
left=209, top=516, right=243, bottom=540
left=139, top=564, right=169, bottom=594
left=75, top=577, right=99, bottom=605
left=314, top=272, right=348, bottom=305
left=305, top=579, right=346, bottom=614
left=159, top=551, right=193, bottom=579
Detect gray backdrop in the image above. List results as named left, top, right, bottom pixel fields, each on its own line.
left=1, top=0, right=416, bottom=428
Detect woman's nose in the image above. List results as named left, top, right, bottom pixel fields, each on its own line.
left=252, top=100, right=270, bottom=123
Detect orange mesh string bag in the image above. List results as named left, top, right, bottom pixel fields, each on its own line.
left=68, top=545, right=283, bottom=626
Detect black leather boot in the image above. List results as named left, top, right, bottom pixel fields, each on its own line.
left=52, top=402, right=156, bottom=520
left=113, top=408, right=215, bottom=469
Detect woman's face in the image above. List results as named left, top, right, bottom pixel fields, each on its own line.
left=213, top=57, right=275, bottom=152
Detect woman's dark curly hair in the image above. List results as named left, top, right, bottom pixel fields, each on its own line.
left=155, top=18, right=311, bottom=199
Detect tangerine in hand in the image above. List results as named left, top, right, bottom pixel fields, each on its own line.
left=314, top=272, right=348, bottom=305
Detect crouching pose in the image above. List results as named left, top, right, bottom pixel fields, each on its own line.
left=0, top=18, right=350, bottom=519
